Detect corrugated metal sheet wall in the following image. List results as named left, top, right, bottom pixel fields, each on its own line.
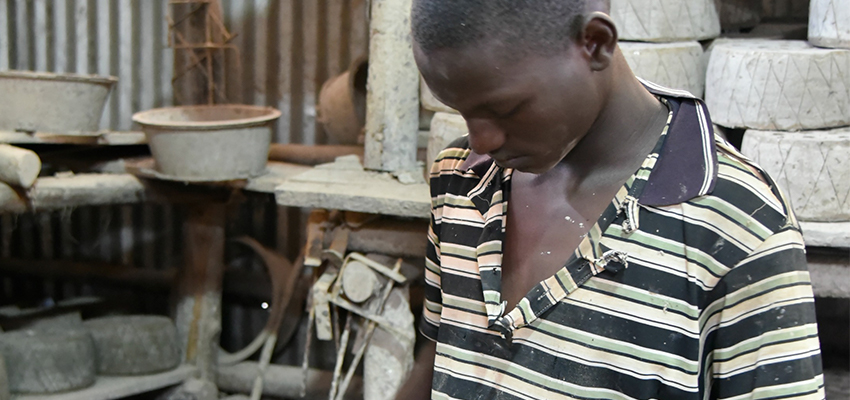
left=0, top=0, right=367, bottom=350
left=0, top=0, right=370, bottom=144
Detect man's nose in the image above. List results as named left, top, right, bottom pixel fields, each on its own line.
left=465, top=118, right=506, bottom=156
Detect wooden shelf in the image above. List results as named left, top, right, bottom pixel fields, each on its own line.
left=13, top=365, right=197, bottom=400
left=0, top=131, right=147, bottom=146
left=274, top=157, right=430, bottom=219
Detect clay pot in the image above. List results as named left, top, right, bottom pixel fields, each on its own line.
left=317, top=57, right=368, bottom=145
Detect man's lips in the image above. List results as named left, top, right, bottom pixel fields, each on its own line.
left=493, top=154, right=525, bottom=167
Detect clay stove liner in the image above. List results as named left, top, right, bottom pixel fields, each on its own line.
left=132, top=105, right=281, bottom=181
left=0, top=70, right=117, bottom=135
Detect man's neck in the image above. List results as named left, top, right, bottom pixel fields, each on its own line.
left=556, top=52, right=669, bottom=188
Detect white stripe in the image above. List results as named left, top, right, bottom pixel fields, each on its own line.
left=639, top=77, right=698, bottom=99
left=466, top=162, right=498, bottom=199
left=694, top=101, right=715, bottom=196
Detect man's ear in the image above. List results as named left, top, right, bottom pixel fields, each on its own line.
left=582, top=12, right=618, bottom=71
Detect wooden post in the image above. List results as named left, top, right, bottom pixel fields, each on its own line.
left=175, top=202, right=226, bottom=384
left=363, top=0, right=420, bottom=173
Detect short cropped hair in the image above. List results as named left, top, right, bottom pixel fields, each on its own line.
left=412, top=0, right=589, bottom=56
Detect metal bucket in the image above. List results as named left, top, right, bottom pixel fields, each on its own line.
left=132, top=105, right=281, bottom=181
left=0, top=70, right=117, bottom=135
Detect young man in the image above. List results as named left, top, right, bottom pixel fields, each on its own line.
left=401, top=0, right=824, bottom=399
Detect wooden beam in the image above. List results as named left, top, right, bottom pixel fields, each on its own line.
left=0, top=174, right=230, bottom=214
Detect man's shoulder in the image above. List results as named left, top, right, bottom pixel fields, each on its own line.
left=429, top=136, right=474, bottom=182
left=680, top=136, right=801, bottom=243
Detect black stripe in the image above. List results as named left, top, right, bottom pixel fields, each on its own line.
left=710, top=354, right=823, bottom=399
left=541, top=298, right=700, bottom=360
left=703, top=302, right=818, bottom=351
left=711, top=177, right=787, bottom=231
left=441, top=272, right=485, bottom=300
left=702, top=246, right=807, bottom=306
left=435, top=325, right=698, bottom=400
left=432, top=370, right=530, bottom=400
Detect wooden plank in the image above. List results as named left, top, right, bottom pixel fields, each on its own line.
left=0, top=173, right=230, bottom=214
left=241, top=161, right=311, bottom=193
left=13, top=365, right=197, bottom=400
left=275, top=164, right=430, bottom=218
left=0, top=257, right=176, bottom=289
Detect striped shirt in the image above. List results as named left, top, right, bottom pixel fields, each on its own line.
left=420, top=83, right=824, bottom=400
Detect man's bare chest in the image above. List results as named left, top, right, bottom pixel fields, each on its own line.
left=499, top=175, right=616, bottom=310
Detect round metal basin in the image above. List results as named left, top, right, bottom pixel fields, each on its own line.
left=132, top=105, right=281, bottom=181
left=0, top=70, right=117, bottom=135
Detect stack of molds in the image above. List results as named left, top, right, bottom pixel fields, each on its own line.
left=706, top=14, right=850, bottom=247
left=611, top=0, right=719, bottom=96
left=707, top=6, right=850, bottom=396
left=809, top=0, right=850, bottom=49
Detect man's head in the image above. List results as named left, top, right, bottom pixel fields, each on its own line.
left=412, top=0, right=592, bottom=58
left=413, top=0, right=621, bottom=174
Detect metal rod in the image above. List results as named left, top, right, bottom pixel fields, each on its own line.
left=328, top=314, right=352, bottom=400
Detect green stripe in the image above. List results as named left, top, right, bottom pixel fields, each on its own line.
left=700, top=271, right=812, bottom=329
left=443, top=295, right=486, bottom=314
left=726, top=375, right=823, bottom=400
left=441, top=243, right=478, bottom=259
left=605, top=225, right=730, bottom=278
left=477, top=241, right=501, bottom=255
left=436, top=148, right=471, bottom=161
left=534, top=320, right=699, bottom=373
left=688, top=196, right=772, bottom=240
left=712, top=324, right=819, bottom=361
left=442, top=194, right=477, bottom=208
left=439, top=346, right=665, bottom=400
left=425, top=299, right=444, bottom=314
left=483, top=291, right=501, bottom=305
left=583, top=279, right=700, bottom=319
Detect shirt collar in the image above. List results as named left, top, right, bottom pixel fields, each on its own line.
left=460, top=80, right=719, bottom=207
left=638, top=79, right=719, bottom=206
